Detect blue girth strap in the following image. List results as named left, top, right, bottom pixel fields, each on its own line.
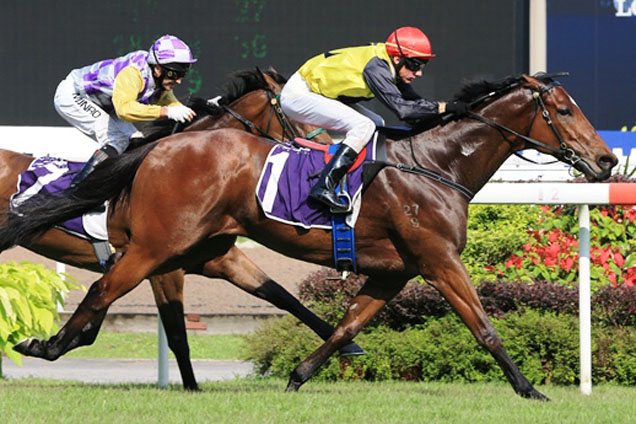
left=329, top=145, right=357, bottom=273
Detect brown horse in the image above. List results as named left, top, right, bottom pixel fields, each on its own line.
left=6, top=73, right=616, bottom=399
left=1, top=68, right=360, bottom=392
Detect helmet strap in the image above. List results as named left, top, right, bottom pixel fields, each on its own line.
left=392, top=30, right=408, bottom=75
left=395, top=57, right=406, bottom=75
left=150, top=43, right=167, bottom=88
left=151, top=65, right=167, bottom=89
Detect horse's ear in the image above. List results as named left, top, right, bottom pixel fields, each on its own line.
left=519, top=74, right=542, bottom=90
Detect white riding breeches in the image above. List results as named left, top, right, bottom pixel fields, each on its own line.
left=53, top=75, right=137, bottom=154
left=280, top=72, right=383, bottom=153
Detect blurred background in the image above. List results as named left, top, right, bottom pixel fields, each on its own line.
left=1, top=1, right=634, bottom=137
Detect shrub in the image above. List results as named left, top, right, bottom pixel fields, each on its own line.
left=462, top=204, right=541, bottom=282
left=298, top=271, right=636, bottom=329
left=0, top=261, right=81, bottom=374
left=244, top=310, right=636, bottom=385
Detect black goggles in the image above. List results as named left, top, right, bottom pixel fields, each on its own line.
left=161, top=65, right=189, bottom=80
left=404, top=58, right=429, bottom=72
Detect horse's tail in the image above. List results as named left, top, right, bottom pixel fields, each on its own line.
left=0, top=142, right=158, bottom=251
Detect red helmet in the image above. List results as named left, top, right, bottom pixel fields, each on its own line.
left=385, top=27, right=435, bottom=59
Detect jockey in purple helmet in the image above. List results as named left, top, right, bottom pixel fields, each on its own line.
left=53, top=34, right=198, bottom=185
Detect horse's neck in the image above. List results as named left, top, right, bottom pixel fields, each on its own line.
left=395, top=91, right=532, bottom=197
left=186, top=92, right=270, bottom=133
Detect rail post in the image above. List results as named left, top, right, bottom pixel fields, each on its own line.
left=578, top=204, right=592, bottom=395
left=158, top=315, right=169, bottom=387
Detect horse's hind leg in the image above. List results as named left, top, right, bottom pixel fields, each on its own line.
left=149, top=271, right=199, bottom=391
left=425, top=255, right=549, bottom=401
left=286, top=276, right=406, bottom=391
left=197, top=245, right=365, bottom=356
left=14, top=246, right=161, bottom=361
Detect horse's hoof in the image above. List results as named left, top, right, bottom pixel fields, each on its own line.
left=339, top=342, right=366, bottom=357
left=522, top=388, right=550, bottom=402
left=13, top=338, right=44, bottom=358
left=285, top=379, right=302, bottom=392
left=184, top=384, right=201, bottom=392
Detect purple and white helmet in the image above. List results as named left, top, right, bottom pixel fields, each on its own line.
left=147, top=34, right=197, bottom=69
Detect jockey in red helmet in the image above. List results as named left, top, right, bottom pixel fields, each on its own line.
left=54, top=34, right=198, bottom=185
left=280, top=27, right=469, bottom=213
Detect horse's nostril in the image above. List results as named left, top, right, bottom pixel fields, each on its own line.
left=598, top=154, right=618, bottom=169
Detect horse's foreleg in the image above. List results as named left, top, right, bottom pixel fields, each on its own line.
left=149, top=271, right=199, bottom=391
left=426, top=257, right=549, bottom=401
left=14, top=247, right=159, bottom=361
left=286, top=276, right=406, bottom=391
left=198, top=246, right=365, bottom=356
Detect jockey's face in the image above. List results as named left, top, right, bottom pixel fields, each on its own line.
left=392, top=56, right=423, bottom=85
left=153, top=65, right=184, bottom=91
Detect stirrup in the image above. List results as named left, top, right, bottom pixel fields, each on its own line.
left=330, top=191, right=352, bottom=214
left=326, top=270, right=350, bottom=281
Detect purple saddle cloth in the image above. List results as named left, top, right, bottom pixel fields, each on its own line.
left=256, top=137, right=377, bottom=229
left=10, top=156, right=97, bottom=239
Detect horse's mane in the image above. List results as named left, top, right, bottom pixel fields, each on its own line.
left=450, top=74, right=521, bottom=103
left=221, top=67, right=287, bottom=104
left=140, top=67, right=288, bottom=141
left=450, top=72, right=558, bottom=104
left=407, top=73, right=550, bottom=135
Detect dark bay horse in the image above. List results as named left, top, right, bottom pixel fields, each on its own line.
left=5, top=74, right=616, bottom=399
left=1, top=68, right=359, bottom=391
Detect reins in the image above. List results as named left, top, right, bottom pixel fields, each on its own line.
left=206, top=67, right=303, bottom=143
left=376, top=74, right=575, bottom=201
left=218, top=101, right=279, bottom=142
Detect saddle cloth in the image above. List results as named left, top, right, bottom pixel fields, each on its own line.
left=10, top=156, right=109, bottom=241
left=256, top=134, right=377, bottom=229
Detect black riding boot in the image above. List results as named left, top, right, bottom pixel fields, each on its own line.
left=309, top=144, right=358, bottom=213
left=71, top=145, right=118, bottom=187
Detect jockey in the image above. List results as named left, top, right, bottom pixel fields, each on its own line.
left=53, top=34, right=198, bottom=185
left=280, top=26, right=469, bottom=212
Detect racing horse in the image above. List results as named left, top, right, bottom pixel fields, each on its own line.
left=1, top=68, right=358, bottom=391
left=5, top=73, right=617, bottom=399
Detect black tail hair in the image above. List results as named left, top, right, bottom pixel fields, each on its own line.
left=0, top=141, right=158, bottom=251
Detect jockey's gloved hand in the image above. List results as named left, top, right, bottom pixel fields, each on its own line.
left=445, top=101, right=470, bottom=116
left=167, top=105, right=196, bottom=123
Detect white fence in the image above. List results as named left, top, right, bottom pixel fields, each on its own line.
left=2, top=126, right=635, bottom=392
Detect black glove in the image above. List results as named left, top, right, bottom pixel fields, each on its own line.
left=445, top=101, right=470, bottom=116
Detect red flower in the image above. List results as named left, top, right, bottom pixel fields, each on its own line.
left=560, top=256, right=575, bottom=273
left=614, top=252, right=625, bottom=268
left=625, top=207, right=636, bottom=223
left=548, top=231, right=559, bottom=243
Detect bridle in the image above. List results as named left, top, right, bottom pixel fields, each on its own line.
left=465, top=77, right=582, bottom=168
left=383, top=74, right=581, bottom=200
left=211, top=68, right=305, bottom=143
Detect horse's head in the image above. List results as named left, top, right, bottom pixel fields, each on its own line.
left=520, top=74, right=617, bottom=181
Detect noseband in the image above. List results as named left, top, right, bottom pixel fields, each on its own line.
left=466, top=80, right=582, bottom=168
left=215, top=86, right=298, bottom=143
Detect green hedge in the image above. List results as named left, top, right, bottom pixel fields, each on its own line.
left=243, top=311, right=636, bottom=386
left=463, top=204, right=541, bottom=282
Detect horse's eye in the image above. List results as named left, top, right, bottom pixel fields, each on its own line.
left=557, top=108, right=572, bottom=116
